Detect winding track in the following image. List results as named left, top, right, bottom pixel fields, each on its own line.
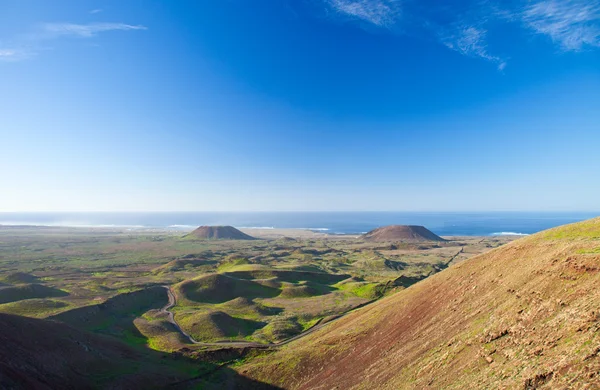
left=159, top=246, right=461, bottom=348
left=159, top=286, right=368, bottom=349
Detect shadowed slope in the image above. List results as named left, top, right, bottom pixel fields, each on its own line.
left=225, top=270, right=349, bottom=285
left=186, top=226, right=256, bottom=240
left=0, top=313, right=282, bottom=389
left=362, top=225, right=445, bottom=242
left=0, top=313, right=191, bottom=389
left=240, top=217, right=600, bottom=389
left=175, top=273, right=280, bottom=304
left=51, top=287, right=167, bottom=332
left=0, top=272, right=39, bottom=285
left=177, top=310, right=265, bottom=342
left=220, top=297, right=282, bottom=317
left=0, top=284, right=68, bottom=304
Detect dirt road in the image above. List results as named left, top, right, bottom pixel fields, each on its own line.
left=159, top=286, right=371, bottom=349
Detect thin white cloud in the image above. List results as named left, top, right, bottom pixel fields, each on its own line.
left=42, top=23, right=147, bottom=38
left=0, top=22, right=146, bottom=63
left=0, top=48, right=31, bottom=62
left=520, top=0, right=600, bottom=51
left=328, top=0, right=400, bottom=27
left=90, top=9, right=103, bottom=14
left=324, top=0, right=507, bottom=69
left=0, top=49, right=17, bottom=63
left=320, top=0, right=600, bottom=69
left=441, top=25, right=507, bottom=70
left=0, top=49, right=16, bottom=57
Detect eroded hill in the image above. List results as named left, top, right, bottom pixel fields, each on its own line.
left=239, top=218, right=600, bottom=389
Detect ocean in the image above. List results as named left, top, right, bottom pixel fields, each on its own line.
left=0, top=212, right=597, bottom=236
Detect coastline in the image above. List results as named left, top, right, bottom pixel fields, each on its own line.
left=0, top=224, right=526, bottom=242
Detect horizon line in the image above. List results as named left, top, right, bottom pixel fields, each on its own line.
left=1, top=210, right=599, bottom=214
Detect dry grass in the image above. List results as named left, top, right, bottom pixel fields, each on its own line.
left=238, top=217, right=600, bottom=389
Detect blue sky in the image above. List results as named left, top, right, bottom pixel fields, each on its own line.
left=1, top=0, right=599, bottom=212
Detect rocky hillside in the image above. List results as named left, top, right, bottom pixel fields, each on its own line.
left=239, top=217, right=600, bottom=389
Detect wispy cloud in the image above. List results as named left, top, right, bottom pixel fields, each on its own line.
left=0, top=49, right=18, bottom=62
left=42, top=23, right=147, bottom=38
left=90, top=9, right=103, bottom=14
left=327, top=0, right=400, bottom=27
left=0, top=48, right=31, bottom=62
left=1, top=22, right=146, bottom=63
left=441, top=25, right=507, bottom=70
left=0, top=49, right=17, bottom=58
left=520, top=0, right=600, bottom=51
left=324, top=0, right=507, bottom=69
left=320, top=0, right=600, bottom=70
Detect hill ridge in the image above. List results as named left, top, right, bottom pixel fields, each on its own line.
left=361, top=225, right=445, bottom=242
left=240, top=217, right=600, bottom=389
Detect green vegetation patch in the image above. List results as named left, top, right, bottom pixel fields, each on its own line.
left=177, top=310, right=265, bottom=342
left=577, top=247, right=600, bottom=254
left=278, top=282, right=332, bottom=299
left=217, top=257, right=252, bottom=272
left=51, top=286, right=167, bottom=340
left=225, top=270, right=349, bottom=285
left=133, top=312, right=189, bottom=352
left=152, top=258, right=216, bottom=273
left=176, top=273, right=280, bottom=304
left=276, top=264, right=325, bottom=273
left=218, top=297, right=282, bottom=319
left=0, top=298, right=70, bottom=318
left=336, top=281, right=383, bottom=299
left=253, top=278, right=283, bottom=289
left=540, top=218, right=600, bottom=240
left=0, top=272, right=40, bottom=285
left=257, top=316, right=303, bottom=341
left=0, top=283, right=68, bottom=304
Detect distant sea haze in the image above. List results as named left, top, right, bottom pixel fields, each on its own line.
left=0, top=212, right=598, bottom=237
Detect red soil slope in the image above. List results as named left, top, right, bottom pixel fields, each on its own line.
left=240, top=217, right=600, bottom=389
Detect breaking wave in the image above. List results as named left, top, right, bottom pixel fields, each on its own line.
left=491, top=232, right=529, bottom=236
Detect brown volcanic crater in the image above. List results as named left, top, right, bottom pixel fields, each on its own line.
left=186, top=225, right=256, bottom=240
left=361, top=225, right=445, bottom=242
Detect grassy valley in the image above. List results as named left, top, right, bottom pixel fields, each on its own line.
left=0, top=225, right=509, bottom=354
left=1, top=219, right=600, bottom=388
